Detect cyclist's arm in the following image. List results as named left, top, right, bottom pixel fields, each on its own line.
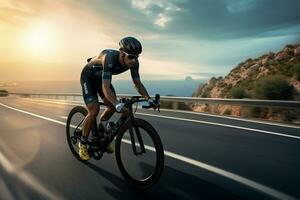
left=131, top=62, right=150, bottom=99
left=133, top=80, right=150, bottom=100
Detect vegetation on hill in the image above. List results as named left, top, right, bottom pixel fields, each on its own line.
left=192, top=43, right=300, bottom=123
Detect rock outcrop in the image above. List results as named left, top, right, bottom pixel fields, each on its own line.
left=192, top=43, right=300, bottom=123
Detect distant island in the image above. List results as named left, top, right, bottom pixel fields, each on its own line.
left=185, top=76, right=193, bottom=81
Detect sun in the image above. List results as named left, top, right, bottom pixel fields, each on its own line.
left=28, top=31, right=49, bottom=49
left=23, top=21, right=55, bottom=55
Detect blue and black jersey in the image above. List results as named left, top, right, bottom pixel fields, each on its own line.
left=80, top=49, right=140, bottom=105
left=84, top=49, right=140, bottom=81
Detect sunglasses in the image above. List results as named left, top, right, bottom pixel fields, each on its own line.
left=122, top=51, right=139, bottom=60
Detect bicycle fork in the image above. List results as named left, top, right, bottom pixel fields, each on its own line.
left=128, top=120, right=146, bottom=156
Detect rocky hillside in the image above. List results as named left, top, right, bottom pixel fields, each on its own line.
left=192, top=43, right=300, bottom=122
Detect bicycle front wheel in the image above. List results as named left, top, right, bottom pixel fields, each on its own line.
left=115, top=118, right=164, bottom=189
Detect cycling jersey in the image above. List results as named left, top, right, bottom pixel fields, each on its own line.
left=80, top=49, right=140, bottom=105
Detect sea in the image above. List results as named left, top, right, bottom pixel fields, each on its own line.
left=0, top=79, right=207, bottom=97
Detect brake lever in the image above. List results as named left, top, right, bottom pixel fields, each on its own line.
left=142, top=103, right=160, bottom=112
left=142, top=94, right=161, bottom=112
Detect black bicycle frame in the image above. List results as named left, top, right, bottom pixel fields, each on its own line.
left=96, top=99, right=147, bottom=156
left=127, top=104, right=146, bottom=155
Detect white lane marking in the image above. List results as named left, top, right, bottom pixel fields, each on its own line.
left=0, top=102, right=66, bottom=126
left=24, top=98, right=84, bottom=106
left=160, top=108, right=300, bottom=130
left=0, top=102, right=297, bottom=200
left=60, top=116, right=68, bottom=119
left=136, top=113, right=300, bottom=140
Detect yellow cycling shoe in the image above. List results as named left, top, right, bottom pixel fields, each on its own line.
left=106, top=142, right=115, bottom=154
left=78, top=142, right=90, bottom=161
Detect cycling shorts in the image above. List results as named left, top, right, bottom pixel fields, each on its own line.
left=80, top=65, right=116, bottom=105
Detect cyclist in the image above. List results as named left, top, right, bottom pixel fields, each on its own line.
left=79, top=36, right=156, bottom=161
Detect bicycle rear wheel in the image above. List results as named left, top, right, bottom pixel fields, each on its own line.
left=66, top=106, right=87, bottom=161
left=115, top=118, right=164, bottom=189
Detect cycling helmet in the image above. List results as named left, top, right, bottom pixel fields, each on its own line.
left=119, top=36, right=142, bottom=55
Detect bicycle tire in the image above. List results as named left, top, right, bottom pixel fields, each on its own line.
left=66, top=106, right=88, bottom=162
left=115, top=118, right=164, bottom=189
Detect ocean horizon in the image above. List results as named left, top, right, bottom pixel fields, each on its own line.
left=0, top=79, right=207, bottom=97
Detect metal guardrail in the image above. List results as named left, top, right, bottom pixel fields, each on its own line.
left=3, top=92, right=300, bottom=109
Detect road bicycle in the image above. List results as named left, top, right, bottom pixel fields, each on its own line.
left=66, top=94, right=164, bottom=189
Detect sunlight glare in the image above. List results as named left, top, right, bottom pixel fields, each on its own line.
left=28, top=31, right=48, bottom=49
left=24, top=22, right=54, bottom=53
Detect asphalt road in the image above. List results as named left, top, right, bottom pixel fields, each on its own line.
left=0, top=96, right=300, bottom=200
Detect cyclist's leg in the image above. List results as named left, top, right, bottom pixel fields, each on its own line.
left=99, top=84, right=116, bottom=122
left=82, top=102, right=99, bottom=138
left=98, top=84, right=117, bottom=153
left=81, top=71, right=100, bottom=139
left=79, top=69, right=100, bottom=160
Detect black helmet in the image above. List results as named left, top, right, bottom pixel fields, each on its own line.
left=119, top=36, right=142, bottom=55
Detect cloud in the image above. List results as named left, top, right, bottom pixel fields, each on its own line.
left=131, top=0, right=185, bottom=27
left=226, top=0, right=256, bottom=13
left=154, top=13, right=171, bottom=27
left=158, top=0, right=300, bottom=40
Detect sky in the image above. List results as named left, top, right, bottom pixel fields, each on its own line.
left=0, top=0, right=300, bottom=81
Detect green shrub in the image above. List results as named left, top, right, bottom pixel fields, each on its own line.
left=200, top=88, right=210, bottom=97
left=285, top=44, right=294, bottom=48
left=229, top=87, right=246, bottom=99
left=292, top=63, right=300, bottom=81
left=277, top=64, right=294, bottom=76
left=239, top=78, right=253, bottom=90
left=254, top=75, right=294, bottom=100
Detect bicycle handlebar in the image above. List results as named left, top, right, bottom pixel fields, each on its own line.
left=125, top=94, right=161, bottom=112
left=100, top=94, right=161, bottom=112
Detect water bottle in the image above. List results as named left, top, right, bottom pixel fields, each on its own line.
left=105, top=121, right=116, bottom=137
left=102, top=121, right=115, bottom=147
